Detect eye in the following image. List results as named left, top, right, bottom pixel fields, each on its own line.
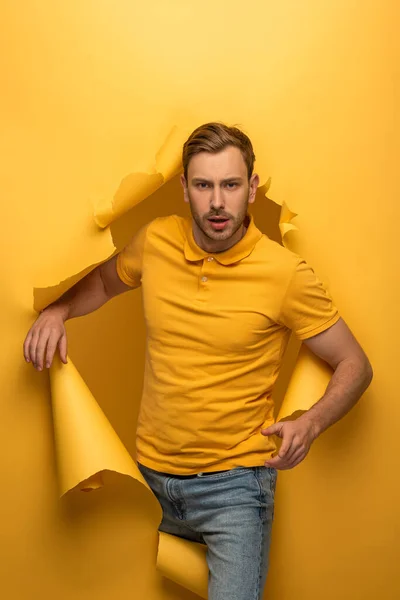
left=197, top=182, right=209, bottom=189
left=225, top=182, right=238, bottom=189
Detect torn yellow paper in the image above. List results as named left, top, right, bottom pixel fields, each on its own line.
left=260, top=178, right=298, bottom=248
left=31, top=200, right=116, bottom=315
left=49, top=354, right=209, bottom=594
left=49, top=355, right=155, bottom=497
left=154, top=125, right=187, bottom=182
left=35, top=127, right=187, bottom=309
left=276, top=344, right=332, bottom=422
left=258, top=176, right=272, bottom=198
left=80, top=472, right=104, bottom=492
left=94, top=125, right=187, bottom=228
left=157, top=532, right=208, bottom=599
left=279, top=201, right=298, bottom=247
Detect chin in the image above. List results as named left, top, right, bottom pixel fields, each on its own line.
left=204, top=223, right=234, bottom=241
left=207, top=234, right=225, bottom=243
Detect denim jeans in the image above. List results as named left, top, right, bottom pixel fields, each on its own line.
left=137, top=463, right=277, bottom=600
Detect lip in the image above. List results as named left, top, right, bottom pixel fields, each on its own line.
left=208, top=218, right=229, bottom=231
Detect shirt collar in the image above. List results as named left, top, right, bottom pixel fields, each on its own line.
left=183, top=214, right=263, bottom=265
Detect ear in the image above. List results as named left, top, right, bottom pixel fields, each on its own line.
left=180, top=174, right=189, bottom=203
left=248, top=173, right=259, bottom=204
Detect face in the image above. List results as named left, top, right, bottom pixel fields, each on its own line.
left=181, top=146, right=259, bottom=252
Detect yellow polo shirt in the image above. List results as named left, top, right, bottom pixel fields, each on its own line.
left=116, top=214, right=340, bottom=475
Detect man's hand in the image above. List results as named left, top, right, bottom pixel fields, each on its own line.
left=261, top=418, right=317, bottom=470
left=23, top=254, right=132, bottom=372
left=23, top=307, right=68, bottom=371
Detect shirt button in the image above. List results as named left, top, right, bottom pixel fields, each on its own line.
left=207, top=256, right=214, bottom=262
left=201, top=276, right=208, bottom=283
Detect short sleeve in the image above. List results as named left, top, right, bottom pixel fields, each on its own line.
left=279, top=259, right=340, bottom=340
left=116, top=222, right=150, bottom=288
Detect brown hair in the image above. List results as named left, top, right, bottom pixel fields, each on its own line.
left=182, top=122, right=255, bottom=180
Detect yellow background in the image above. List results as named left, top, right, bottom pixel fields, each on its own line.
left=1, top=1, right=398, bottom=599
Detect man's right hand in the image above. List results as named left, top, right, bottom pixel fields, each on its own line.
left=23, top=307, right=68, bottom=371
left=23, top=253, right=134, bottom=372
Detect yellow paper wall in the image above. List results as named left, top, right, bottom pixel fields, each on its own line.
left=1, top=2, right=398, bottom=599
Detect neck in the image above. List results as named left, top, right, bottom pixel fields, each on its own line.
left=192, top=216, right=249, bottom=254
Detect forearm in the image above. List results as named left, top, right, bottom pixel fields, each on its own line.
left=298, top=356, right=373, bottom=438
left=44, top=265, right=110, bottom=321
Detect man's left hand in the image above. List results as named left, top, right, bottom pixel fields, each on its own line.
left=261, top=418, right=318, bottom=470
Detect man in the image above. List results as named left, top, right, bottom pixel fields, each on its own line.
left=23, top=123, right=373, bottom=600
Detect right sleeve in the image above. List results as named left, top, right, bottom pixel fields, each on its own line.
left=278, top=257, right=340, bottom=340
left=116, top=222, right=150, bottom=288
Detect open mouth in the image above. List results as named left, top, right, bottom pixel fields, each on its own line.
left=208, top=217, right=229, bottom=231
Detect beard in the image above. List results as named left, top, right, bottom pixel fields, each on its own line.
left=188, top=193, right=249, bottom=243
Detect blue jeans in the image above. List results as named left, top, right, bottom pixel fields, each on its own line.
left=137, top=463, right=277, bottom=600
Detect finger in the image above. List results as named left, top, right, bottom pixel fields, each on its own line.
left=264, top=453, right=290, bottom=469
left=281, top=436, right=304, bottom=463
left=265, top=435, right=300, bottom=469
left=29, top=330, right=40, bottom=367
left=265, top=452, right=298, bottom=470
left=35, top=332, right=50, bottom=371
left=59, top=332, right=68, bottom=364
left=23, top=331, right=33, bottom=362
left=263, top=426, right=295, bottom=469
left=261, top=423, right=283, bottom=437
left=45, top=332, right=60, bottom=368
left=277, top=430, right=295, bottom=459
left=284, top=449, right=308, bottom=470
left=264, top=457, right=287, bottom=469
left=280, top=446, right=309, bottom=470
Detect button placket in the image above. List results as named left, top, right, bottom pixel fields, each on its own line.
left=201, top=256, right=215, bottom=283
left=196, top=256, right=214, bottom=300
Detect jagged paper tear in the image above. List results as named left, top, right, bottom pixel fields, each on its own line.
left=94, top=126, right=188, bottom=228
left=259, top=177, right=299, bottom=248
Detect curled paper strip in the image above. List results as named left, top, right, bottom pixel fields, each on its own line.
left=49, top=356, right=209, bottom=596
left=49, top=356, right=154, bottom=496
left=276, top=344, right=333, bottom=422
left=157, top=533, right=208, bottom=599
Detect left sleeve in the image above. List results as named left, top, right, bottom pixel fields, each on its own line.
left=278, top=258, right=340, bottom=340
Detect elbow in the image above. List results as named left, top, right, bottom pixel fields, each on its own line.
left=344, top=352, right=373, bottom=395
left=365, top=358, right=374, bottom=388
left=98, top=262, right=113, bottom=301
left=360, top=354, right=373, bottom=391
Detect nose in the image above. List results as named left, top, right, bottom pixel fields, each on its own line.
left=210, top=186, right=225, bottom=211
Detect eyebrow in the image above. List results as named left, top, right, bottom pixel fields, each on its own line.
left=191, top=177, right=244, bottom=184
